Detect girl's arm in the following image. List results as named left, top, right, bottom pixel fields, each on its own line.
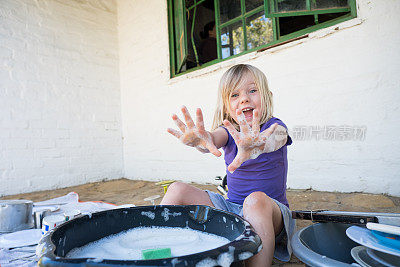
left=194, top=127, right=227, bottom=153
left=210, top=127, right=229, bottom=149
left=167, top=106, right=227, bottom=157
left=263, top=125, right=288, bottom=153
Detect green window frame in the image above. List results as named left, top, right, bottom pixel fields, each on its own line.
left=168, top=0, right=357, bottom=77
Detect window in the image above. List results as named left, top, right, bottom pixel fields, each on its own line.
left=168, top=0, right=357, bottom=77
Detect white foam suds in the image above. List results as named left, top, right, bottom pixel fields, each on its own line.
left=66, top=226, right=230, bottom=260
left=238, top=251, right=253, bottom=260
left=141, top=211, right=155, bottom=219
left=161, top=208, right=182, bottom=221
left=249, top=147, right=262, bottom=159
left=195, top=257, right=217, bottom=267
left=217, top=246, right=235, bottom=267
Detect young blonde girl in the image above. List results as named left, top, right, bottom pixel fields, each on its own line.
left=163, top=64, right=295, bottom=266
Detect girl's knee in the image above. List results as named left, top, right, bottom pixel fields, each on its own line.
left=163, top=182, right=189, bottom=202
left=162, top=182, right=191, bottom=205
left=165, top=181, right=188, bottom=194
left=244, top=191, right=275, bottom=213
left=162, top=182, right=212, bottom=206
left=243, top=191, right=283, bottom=235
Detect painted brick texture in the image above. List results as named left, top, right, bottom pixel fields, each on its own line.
left=0, top=0, right=123, bottom=196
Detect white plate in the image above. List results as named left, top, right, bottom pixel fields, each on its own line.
left=366, top=248, right=400, bottom=267
left=0, top=229, right=42, bottom=249
left=366, top=222, right=400, bottom=236
left=350, top=246, right=386, bottom=267
left=346, top=226, right=400, bottom=257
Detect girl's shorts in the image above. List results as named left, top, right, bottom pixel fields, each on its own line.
left=205, top=190, right=296, bottom=262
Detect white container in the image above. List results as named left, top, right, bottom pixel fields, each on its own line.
left=64, top=209, right=81, bottom=221
left=42, top=215, right=65, bottom=235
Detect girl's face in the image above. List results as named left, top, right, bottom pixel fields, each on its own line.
left=228, top=72, right=262, bottom=127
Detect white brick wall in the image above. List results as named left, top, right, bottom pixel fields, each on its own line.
left=0, top=0, right=123, bottom=196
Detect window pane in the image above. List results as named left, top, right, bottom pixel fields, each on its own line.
left=278, top=15, right=315, bottom=36
left=245, top=0, right=263, bottom=12
left=313, top=0, right=349, bottom=9
left=219, top=0, right=241, bottom=24
left=220, top=21, right=244, bottom=59
left=318, top=12, right=349, bottom=23
left=174, top=0, right=188, bottom=72
left=274, top=0, right=307, bottom=13
left=246, top=12, right=273, bottom=49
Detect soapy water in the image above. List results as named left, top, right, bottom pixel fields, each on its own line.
left=66, top=226, right=230, bottom=260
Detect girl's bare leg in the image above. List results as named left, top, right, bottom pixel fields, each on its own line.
left=243, top=192, right=283, bottom=267
left=160, top=182, right=215, bottom=207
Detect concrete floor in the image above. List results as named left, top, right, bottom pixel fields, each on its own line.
left=2, top=178, right=399, bottom=266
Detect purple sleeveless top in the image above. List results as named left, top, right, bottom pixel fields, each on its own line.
left=222, top=117, right=292, bottom=207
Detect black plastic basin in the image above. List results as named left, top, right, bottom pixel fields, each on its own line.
left=37, top=205, right=261, bottom=266
left=291, top=223, right=359, bottom=266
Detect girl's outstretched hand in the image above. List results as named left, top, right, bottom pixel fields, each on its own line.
left=167, top=106, right=222, bottom=157
left=223, top=109, right=278, bottom=173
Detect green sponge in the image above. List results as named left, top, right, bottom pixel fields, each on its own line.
left=142, top=248, right=172, bottom=260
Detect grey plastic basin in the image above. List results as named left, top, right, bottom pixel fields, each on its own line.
left=291, top=223, right=359, bottom=266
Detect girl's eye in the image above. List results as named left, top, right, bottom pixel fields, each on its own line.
left=231, top=93, right=238, bottom=98
left=250, top=89, right=257, bottom=93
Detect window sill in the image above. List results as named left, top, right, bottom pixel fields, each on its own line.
left=168, top=17, right=363, bottom=84
left=308, top=17, right=363, bottom=39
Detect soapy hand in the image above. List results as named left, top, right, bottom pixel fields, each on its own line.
left=167, top=106, right=222, bottom=157
left=223, top=109, right=278, bottom=173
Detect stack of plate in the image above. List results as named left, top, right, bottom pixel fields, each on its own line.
left=346, top=222, right=400, bottom=266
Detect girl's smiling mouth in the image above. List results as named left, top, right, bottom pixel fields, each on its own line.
left=242, top=108, right=254, bottom=120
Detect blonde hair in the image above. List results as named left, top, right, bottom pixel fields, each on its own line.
left=212, top=64, right=273, bottom=130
